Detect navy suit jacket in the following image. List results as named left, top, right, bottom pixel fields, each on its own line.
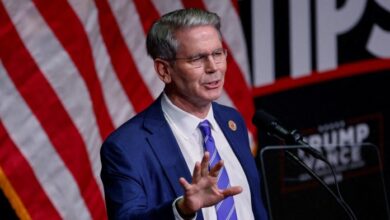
left=100, top=96, right=268, bottom=220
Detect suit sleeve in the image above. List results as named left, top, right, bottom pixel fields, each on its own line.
left=100, top=140, right=175, bottom=220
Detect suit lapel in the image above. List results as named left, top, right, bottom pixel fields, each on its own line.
left=143, top=97, right=192, bottom=197
left=213, top=103, right=254, bottom=184
left=213, top=104, right=244, bottom=163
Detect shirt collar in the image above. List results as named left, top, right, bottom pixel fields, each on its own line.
left=161, top=93, right=217, bottom=137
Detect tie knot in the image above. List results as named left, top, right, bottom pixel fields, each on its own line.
left=199, top=120, right=211, bottom=137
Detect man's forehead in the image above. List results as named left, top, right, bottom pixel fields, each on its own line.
left=174, top=26, right=222, bottom=51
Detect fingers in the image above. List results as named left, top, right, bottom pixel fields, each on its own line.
left=197, top=152, right=224, bottom=179
left=209, top=160, right=223, bottom=177
left=179, top=177, right=191, bottom=190
left=192, top=152, right=210, bottom=183
left=192, top=162, right=201, bottom=183
left=221, top=186, right=243, bottom=197
left=190, top=152, right=225, bottom=184
left=200, top=152, right=210, bottom=177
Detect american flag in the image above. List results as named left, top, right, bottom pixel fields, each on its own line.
left=0, top=0, right=256, bottom=219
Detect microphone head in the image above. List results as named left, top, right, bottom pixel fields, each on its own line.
left=252, top=109, right=279, bottom=128
left=253, top=110, right=325, bottom=159
left=252, top=109, right=292, bottom=140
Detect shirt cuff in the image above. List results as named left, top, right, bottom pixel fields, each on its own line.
left=172, top=196, right=197, bottom=220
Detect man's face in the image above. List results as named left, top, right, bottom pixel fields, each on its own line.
left=166, top=25, right=227, bottom=109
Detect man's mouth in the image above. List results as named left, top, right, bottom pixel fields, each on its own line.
left=203, top=80, right=221, bottom=89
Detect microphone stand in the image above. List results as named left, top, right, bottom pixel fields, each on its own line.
left=285, top=150, right=357, bottom=220
left=286, top=130, right=357, bottom=220
left=260, top=130, right=358, bottom=220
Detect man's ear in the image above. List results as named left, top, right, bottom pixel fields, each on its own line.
left=154, top=58, right=172, bottom=84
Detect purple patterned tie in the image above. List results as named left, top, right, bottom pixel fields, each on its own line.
left=199, top=120, right=238, bottom=220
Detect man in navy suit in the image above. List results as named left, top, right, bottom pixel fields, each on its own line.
left=100, top=8, right=268, bottom=220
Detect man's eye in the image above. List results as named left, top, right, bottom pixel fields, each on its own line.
left=213, top=51, right=223, bottom=57
left=189, top=56, right=203, bottom=62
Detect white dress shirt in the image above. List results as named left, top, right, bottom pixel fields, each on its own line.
left=161, top=93, right=254, bottom=220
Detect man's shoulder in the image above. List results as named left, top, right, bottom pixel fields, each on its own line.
left=212, top=102, right=242, bottom=118
left=103, top=113, right=144, bottom=147
left=104, top=99, right=163, bottom=144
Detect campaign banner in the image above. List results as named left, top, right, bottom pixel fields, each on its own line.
left=250, top=1, right=390, bottom=219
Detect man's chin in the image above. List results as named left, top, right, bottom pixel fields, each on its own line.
left=205, top=91, right=223, bottom=102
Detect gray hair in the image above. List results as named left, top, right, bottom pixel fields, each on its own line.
left=146, top=8, right=222, bottom=60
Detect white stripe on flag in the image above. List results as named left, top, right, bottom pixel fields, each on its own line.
left=0, top=1, right=257, bottom=218
left=216, top=90, right=234, bottom=108
left=3, top=0, right=103, bottom=193
left=151, top=0, right=183, bottom=15
left=0, top=63, right=92, bottom=220
left=68, top=0, right=136, bottom=128
left=108, top=0, right=164, bottom=99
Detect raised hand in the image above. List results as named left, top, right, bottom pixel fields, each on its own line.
left=176, top=152, right=242, bottom=216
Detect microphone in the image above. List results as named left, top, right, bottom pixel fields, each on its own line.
left=253, top=110, right=358, bottom=220
left=252, top=109, right=325, bottom=160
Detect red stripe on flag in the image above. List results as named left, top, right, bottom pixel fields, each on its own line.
left=0, top=122, right=62, bottom=220
left=230, top=0, right=240, bottom=14
left=181, top=0, right=204, bottom=8
left=94, top=0, right=154, bottom=113
left=0, top=4, right=106, bottom=220
left=181, top=0, right=257, bottom=135
left=133, top=0, right=160, bottom=33
left=224, top=45, right=256, bottom=134
left=32, top=0, right=114, bottom=139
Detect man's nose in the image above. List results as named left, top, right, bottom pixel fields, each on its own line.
left=204, top=55, right=218, bottom=72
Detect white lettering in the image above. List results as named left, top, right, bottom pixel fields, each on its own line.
left=326, top=148, right=339, bottom=166
left=290, top=0, right=312, bottom=78
left=367, top=0, right=390, bottom=57
left=322, top=130, right=338, bottom=150
left=298, top=149, right=316, bottom=168
left=367, top=25, right=390, bottom=58
left=252, top=0, right=275, bottom=86
left=315, top=0, right=367, bottom=71
left=351, top=144, right=362, bottom=162
left=339, top=146, right=351, bottom=164
left=356, top=123, right=369, bottom=143
left=339, top=126, right=355, bottom=146
left=307, top=134, right=322, bottom=148
left=301, top=123, right=369, bottom=171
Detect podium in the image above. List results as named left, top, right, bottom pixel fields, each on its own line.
left=258, top=143, right=390, bottom=220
